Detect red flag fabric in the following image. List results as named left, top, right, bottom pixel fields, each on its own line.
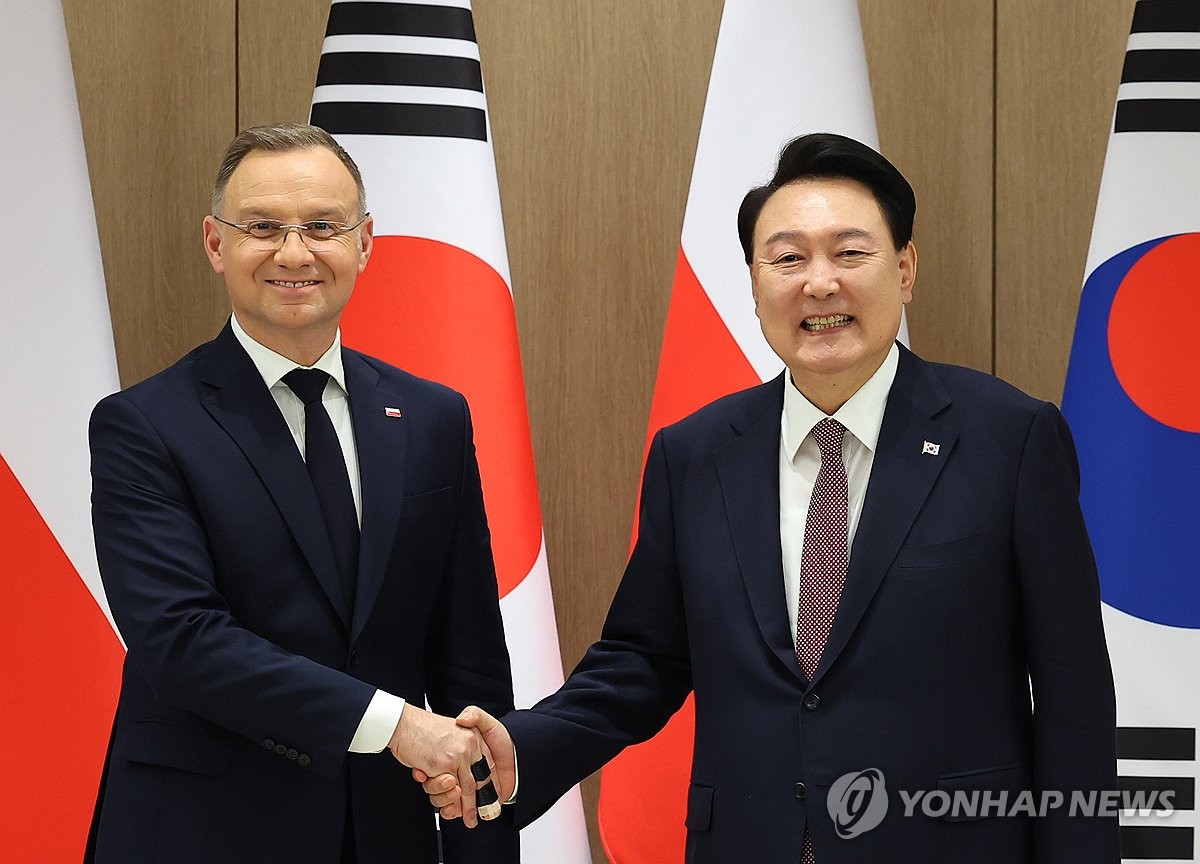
left=0, top=2, right=124, bottom=859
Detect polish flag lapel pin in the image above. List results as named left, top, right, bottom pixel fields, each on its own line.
left=384, top=407, right=403, bottom=418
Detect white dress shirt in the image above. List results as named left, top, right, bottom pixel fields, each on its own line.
left=779, top=343, right=899, bottom=650
left=231, top=314, right=404, bottom=753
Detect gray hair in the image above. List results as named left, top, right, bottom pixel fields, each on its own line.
left=210, top=122, right=367, bottom=217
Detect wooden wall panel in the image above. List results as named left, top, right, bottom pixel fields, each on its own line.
left=63, top=0, right=237, bottom=388
left=860, top=0, right=995, bottom=373
left=995, top=0, right=1134, bottom=401
left=237, top=1, right=330, bottom=127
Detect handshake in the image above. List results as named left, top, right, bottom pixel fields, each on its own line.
left=388, top=703, right=514, bottom=828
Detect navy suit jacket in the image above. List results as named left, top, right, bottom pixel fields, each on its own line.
left=507, top=345, right=1118, bottom=863
left=86, top=323, right=518, bottom=863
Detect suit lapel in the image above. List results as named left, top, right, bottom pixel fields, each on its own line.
left=197, top=324, right=351, bottom=625
left=812, top=347, right=957, bottom=685
left=343, top=351, right=408, bottom=642
left=715, top=376, right=807, bottom=686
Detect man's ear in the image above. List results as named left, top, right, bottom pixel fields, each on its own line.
left=202, top=216, right=225, bottom=275
left=899, top=240, right=917, bottom=303
left=357, top=214, right=374, bottom=273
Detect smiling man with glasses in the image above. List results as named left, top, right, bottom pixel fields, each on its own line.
left=85, top=123, right=518, bottom=864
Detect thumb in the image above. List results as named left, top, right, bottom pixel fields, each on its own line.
left=455, top=705, right=498, bottom=733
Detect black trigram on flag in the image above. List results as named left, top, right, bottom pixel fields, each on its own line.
left=1115, top=0, right=1200, bottom=133
left=311, top=0, right=487, bottom=141
left=1117, top=725, right=1196, bottom=860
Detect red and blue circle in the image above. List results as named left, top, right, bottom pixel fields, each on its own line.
left=1062, top=233, right=1200, bottom=629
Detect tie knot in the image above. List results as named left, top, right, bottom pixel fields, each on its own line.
left=283, top=368, right=330, bottom=405
left=811, top=417, right=846, bottom=461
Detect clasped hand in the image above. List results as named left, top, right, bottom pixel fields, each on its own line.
left=410, top=706, right=515, bottom=825
left=387, top=704, right=503, bottom=828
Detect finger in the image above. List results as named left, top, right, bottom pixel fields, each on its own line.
left=457, top=755, right=492, bottom=826
left=460, top=784, right=478, bottom=828
left=456, top=705, right=498, bottom=733
left=421, top=773, right=459, bottom=795
left=440, top=802, right=464, bottom=821
left=411, top=768, right=429, bottom=783
left=455, top=738, right=482, bottom=828
left=471, top=756, right=502, bottom=821
left=429, top=789, right=461, bottom=809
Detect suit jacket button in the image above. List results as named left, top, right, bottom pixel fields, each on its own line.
left=350, top=650, right=362, bottom=666
left=794, top=782, right=807, bottom=800
left=263, top=738, right=275, bottom=750
left=803, top=693, right=821, bottom=711
left=274, top=743, right=288, bottom=755
left=286, top=748, right=299, bottom=760
left=298, top=754, right=312, bottom=767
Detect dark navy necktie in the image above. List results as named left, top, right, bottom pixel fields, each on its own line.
left=283, top=368, right=359, bottom=612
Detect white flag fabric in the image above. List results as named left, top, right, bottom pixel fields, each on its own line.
left=1062, top=2, right=1200, bottom=860
left=597, top=2, right=886, bottom=860
left=0, top=1, right=124, bottom=859
left=311, top=2, right=589, bottom=860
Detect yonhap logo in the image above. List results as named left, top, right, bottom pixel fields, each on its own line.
left=827, top=768, right=889, bottom=838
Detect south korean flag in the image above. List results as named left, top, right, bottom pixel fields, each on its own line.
left=1062, top=2, right=1200, bottom=860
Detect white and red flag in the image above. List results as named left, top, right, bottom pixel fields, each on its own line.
left=311, top=2, right=589, bottom=860
left=596, top=2, right=888, bottom=860
left=0, top=1, right=124, bottom=859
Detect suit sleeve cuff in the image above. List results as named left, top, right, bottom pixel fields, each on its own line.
left=348, top=690, right=406, bottom=753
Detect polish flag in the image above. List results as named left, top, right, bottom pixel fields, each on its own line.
left=311, top=2, right=589, bottom=860
left=1061, top=2, right=1200, bottom=859
left=597, top=2, right=888, bottom=860
left=0, top=1, right=124, bottom=860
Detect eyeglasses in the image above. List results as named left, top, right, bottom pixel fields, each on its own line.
left=212, top=214, right=370, bottom=249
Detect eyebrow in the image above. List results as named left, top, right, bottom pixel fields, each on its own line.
left=762, top=227, right=878, bottom=246
left=234, top=209, right=351, bottom=223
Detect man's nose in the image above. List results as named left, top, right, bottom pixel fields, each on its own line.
left=274, top=227, right=315, bottom=264
left=803, top=257, right=840, bottom=298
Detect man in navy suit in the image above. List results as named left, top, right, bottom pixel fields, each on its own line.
left=86, top=123, right=517, bottom=863
left=423, top=134, right=1119, bottom=862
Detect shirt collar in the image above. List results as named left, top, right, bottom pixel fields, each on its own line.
left=782, top=342, right=899, bottom=461
left=229, top=313, right=347, bottom=393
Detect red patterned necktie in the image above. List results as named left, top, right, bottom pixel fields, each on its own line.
left=796, top=417, right=848, bottom=864
left=796, top=417, right=848, bottom=677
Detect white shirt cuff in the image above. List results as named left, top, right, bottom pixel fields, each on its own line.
left=507, top=746, right=519, bottom=803
left=348, top=690, right=406, bottom=753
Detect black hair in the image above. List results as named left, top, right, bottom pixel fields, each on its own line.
left=737, top=133, right=915, bottom=263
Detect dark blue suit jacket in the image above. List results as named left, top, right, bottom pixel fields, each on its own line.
left=86, top=323, right=518, bottom=863
left=507, top=345, right=1118, bottom=863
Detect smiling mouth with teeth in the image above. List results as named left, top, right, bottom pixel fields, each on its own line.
left=268, top=280, right=320, bottom=289
left=802, top=314, right=853, bottom=331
